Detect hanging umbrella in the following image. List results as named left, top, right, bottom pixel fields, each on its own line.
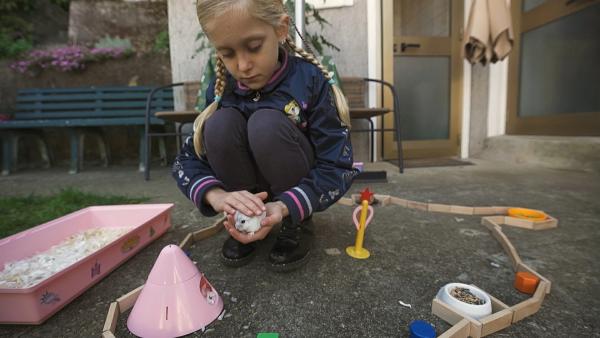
left=464, top=0, right=514, bottom=65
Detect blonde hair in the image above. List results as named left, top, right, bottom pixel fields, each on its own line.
left=193, top=0, right=350, bottom=156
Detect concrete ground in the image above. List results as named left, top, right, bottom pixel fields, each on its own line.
left=0, top=159, right=599, bottom=337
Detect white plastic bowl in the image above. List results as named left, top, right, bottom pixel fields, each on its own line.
left=436, top=283, right=492, bottom=320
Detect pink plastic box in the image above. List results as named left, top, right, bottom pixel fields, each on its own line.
left=0, top=203, right=173, bottom=324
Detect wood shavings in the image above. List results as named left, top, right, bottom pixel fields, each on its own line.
left=0, top=227, right=132, bottom=288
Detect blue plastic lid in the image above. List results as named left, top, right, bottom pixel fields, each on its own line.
left=409, top=320, right=436, bottom=338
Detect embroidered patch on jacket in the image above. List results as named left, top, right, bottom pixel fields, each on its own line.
left=284, top=100, right=302, bottom=124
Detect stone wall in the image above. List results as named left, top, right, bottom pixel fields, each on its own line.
left=69, top=0, right=168, bottom=53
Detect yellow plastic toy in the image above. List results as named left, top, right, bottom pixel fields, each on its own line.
left=508, top=207, right=548, bottom=221
left=347, top=188, right=374, bottom=259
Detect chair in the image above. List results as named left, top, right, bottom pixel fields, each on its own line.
left=144, top=82, right=200, bottom=180
left=343, top=77, right=404, bottom=173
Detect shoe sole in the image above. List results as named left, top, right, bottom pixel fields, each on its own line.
left=268, top=252, right=310, bottom=273
left=220, top=250, right=256, bottom=267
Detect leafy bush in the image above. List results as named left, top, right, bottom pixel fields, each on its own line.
left=153, top=30, right=170, bottom=54
left=94, top=36, right=134, bottom=53
left=0, top=32, right=32, bottom=59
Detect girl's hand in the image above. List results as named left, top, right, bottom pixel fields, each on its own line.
left=205, top=189, right=267, bottom=216
left=223, top=201, right=289, bottom=244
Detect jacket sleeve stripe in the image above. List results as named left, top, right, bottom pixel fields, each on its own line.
left=188, top=176, right=216, bottom=200
left=284, top=191, right=305, bottom=221
left=292, top=187, right=313, bottom=216
left=192, top=178, right=219, bottom=205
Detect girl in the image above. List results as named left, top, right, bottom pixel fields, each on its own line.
left=173, top=0, right=357, bottom=272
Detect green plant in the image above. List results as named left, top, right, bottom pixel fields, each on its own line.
left=94, top=36, right=135, bottom=53
left=50, top=0, right=70, bottom=11
left=153, top=30, right=170, bottom=54
left=0, top=188, right=148, bottom=239
left=0, top=31, right=32, bottom=59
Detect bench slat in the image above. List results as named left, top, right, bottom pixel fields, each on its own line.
left=17, top=92, right=173, bottom=103
left=18, top=86, right=159, bottom=94
left=12, top=109, right=172, bottom=120
left=0, top=117, right=166, bottom=128
left=16, top=100, right=173, bottom=112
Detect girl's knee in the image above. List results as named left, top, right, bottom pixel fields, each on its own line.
left=247, top=109, right=291, bottom=146
left=204, top=108, right=246, bottom=150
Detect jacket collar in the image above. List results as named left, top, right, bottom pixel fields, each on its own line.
left=233, top=47, right=290, bottom=96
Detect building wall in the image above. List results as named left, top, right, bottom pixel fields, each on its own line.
left=468, top=64, right=490, bottom=156
left=309, top=0, right=368, bottom=77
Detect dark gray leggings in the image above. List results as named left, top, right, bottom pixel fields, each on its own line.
left=204, top=107, right=314, bottom=196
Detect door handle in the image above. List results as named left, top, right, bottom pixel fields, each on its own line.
left=400, top=42, right=421, bottom=52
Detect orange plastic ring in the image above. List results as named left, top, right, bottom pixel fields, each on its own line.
left=508, top=208, right=548, bottom=221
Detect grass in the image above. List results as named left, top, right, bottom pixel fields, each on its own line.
left=0, top=188, right=149, bottom=239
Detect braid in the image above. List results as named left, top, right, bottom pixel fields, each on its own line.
left=285, top=36, right=351, bottom=128
left=193, top=57, right=227, bottom=156
left=286, top=37, right=330, bottom=79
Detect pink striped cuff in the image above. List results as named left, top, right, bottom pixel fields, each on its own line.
left=284, top=191, right=304, bottom=221
left=192, top=179, right=218, bottom=205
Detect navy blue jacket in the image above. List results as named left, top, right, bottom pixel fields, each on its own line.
left=173, top=49, right=357, bottom=225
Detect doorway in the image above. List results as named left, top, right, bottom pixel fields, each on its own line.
left=382, top=0, right=464, bottom=159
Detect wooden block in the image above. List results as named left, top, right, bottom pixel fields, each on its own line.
left=530, top=216, right=558, bottom=230
left=488, top=226, right=522, bottom=270
left=489, top=294, right=510, bottom=312
left=450, top=205, right=474, bottom=215
left=511, top=281, right=548, bottom=323
left=102, top=331, right=117, bottom=338
left=407, top=200, right=428, bottom=211
left=493, top=206, right=510, bottom=215
left=351, top=194, right=360, bottom=203
left=472, top=207, right=498, bottom=215
left=517, top=262, right=551, bottom=293
left=481, top=216, right=504, bottom=231
left=192, top=216, right=225, bottom=241
left=390, top=196, right=409, bottom=207
left=102, top=302, right=120, bottom=334
left=432, top=299, right=482, bottom=338
left=116, top=284, right=144, bottom=312
left=438, top=318, right=471, bottom=338
left=337, top=197, right=354, bottom=206
left=374, top=194, right=391, bottom=206
left=480, top=308, right=513, bottom=336
left=428, top=203, right=452, bottom=213
left=179, top=233, right=193, bottom=249
left=504, top=216, right=536, bottom=229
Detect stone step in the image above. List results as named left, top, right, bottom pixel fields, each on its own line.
left=476, top=135, right=600, bottom=172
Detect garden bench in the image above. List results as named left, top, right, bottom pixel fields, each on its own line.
left=0, top=86, right=173, bottom=175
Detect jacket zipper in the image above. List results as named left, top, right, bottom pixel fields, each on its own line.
left=253, top=91, right=261, bottom=102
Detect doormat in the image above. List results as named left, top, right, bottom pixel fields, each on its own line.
left=391, top=158, right=473, bottom=169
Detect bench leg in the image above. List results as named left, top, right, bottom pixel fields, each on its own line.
left=32, top=132, right=52, bottom=169
left=159, top=137, right=167, bottom=167
left=1, top=134, right=14, bottom=176
left=69, top=129, right=81, bottom=174
left=87, top=128, right=109, bottom=168
left=139, top=128, right=147, bottom=173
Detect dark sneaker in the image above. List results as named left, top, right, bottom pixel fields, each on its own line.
left=268, top=217, right=313, bottom=272
left=221, top=236, right=256, bottom=267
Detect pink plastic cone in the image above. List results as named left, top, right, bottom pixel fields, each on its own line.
left=127, top=245, right=223, bottom=337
